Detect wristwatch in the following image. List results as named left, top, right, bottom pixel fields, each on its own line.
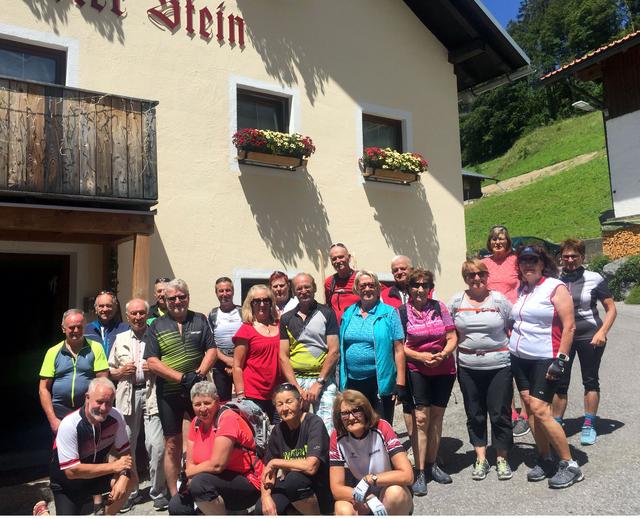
left=316, top=377, right=326, bottom=386
left=558, top=353, right=570, bottom=362
left=370, top=474, right=378, bottom=486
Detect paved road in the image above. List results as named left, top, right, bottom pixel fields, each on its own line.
left=6, top=303, right=639, bottom=515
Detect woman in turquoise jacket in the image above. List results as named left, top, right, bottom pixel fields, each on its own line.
left=339, top=270, right=408, bottom=424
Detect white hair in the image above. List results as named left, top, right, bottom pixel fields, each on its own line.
left=166, top=278, right=189, bottom=296
left=391, top=255, right=413, bottom=268
left=61, top=308, right=84, bottom=326
left=88, top=377, right=116, bottom=395
left=125, top=299, right=150, bottom=313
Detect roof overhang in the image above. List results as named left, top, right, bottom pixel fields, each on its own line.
left=462, top=169, right=496, bottom=181
left=403, top=0, right=532, bottom=99
left=539, top=30, right=640, bottom=86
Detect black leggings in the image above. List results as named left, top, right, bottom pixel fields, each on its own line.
left=458, top=366, right=513, bottom=452
left=50, top=477, right=110, bottom=516
left=254, top=471, right=334, bottom=515
left=346, top=377, right=395, bottom=425
left=212, top=362, right=233, bottom=402
left=168, top=471, right=260, bottom=514
left=556, top=339, right=606, bottom=395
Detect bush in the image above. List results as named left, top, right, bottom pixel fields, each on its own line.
left=587, top=254, right=610, bottom=275
left=625, top=285, right=640, bottom=304
left=610, top=255, right=640, bottom=301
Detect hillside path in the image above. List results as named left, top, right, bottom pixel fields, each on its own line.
left=481, top=150, right=601, bottom=196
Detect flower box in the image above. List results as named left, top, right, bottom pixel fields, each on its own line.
left=236, top=149, right=307, bottom=170
left=233, top=128, right=315, bottom=171
left=360, top=147, right=427, bottom=186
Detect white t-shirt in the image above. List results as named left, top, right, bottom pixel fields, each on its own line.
left=213, top=308, right=243, bottom=357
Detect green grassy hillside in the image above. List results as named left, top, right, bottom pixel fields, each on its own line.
left=468, top=112, right=605, bottom=183
left=465, top=155, right=612, bottom=254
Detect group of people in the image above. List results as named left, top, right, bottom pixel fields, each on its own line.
left=37, top=232, right=616, bottom=515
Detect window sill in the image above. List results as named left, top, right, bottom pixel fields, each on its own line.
left=236, top=150, right=307, bottom=171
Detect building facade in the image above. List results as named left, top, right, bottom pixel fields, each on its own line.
left=1, top=0, right=528, bottom=471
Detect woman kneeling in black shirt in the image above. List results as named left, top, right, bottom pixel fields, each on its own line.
left=255, top=383, right=333, bottom=515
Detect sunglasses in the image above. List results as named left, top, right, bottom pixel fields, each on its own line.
left=410, top=282, right=432, bottom=289
left=97, top=289, right=115, bottom=296
left=358, top=282, right=377, bottom=289
left=330, top=242, right=346, bottom=249
left=340, top=406, right=365, bottom=419
left=561, top=254, right=580, bottom=260
left=251, top=298, right=272, bottom=306
left=166, top=294, right=188, bottom=302
left=465, top=271, right=489, bottom=279
left=155, top=277, right=171, bottom=284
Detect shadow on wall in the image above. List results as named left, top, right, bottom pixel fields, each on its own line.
left=20, top=0, right=125, bottom=44
left=149, top=223, right=176, bottom=288
left=238, top=165, right=332, bottom=269
left=363, top=181, right=441, bottom=273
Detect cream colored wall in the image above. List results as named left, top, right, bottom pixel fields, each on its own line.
left=5, top=0, right=468, bottom=313
left=0, top=240, right=102, bottom=309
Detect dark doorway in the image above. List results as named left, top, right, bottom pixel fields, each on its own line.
left=0, top=253, right=70, bottom=485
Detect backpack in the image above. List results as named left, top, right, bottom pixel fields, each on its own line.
left=213, top=399, right=270, bottom=459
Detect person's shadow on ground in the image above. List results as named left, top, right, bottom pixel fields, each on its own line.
left=563, top=417, right=624, bottom=439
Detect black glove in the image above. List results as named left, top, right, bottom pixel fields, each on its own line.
left=546, top=358, right=566, bottom=380
left=395, top=384, right=411, bottom=405
left=181, top=371, right=205, bottom=392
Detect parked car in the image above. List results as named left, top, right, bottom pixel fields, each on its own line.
left=478, top=236, right=561, bottom=260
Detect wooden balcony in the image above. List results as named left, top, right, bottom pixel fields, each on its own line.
left=0, top=76, right=158, bottom=209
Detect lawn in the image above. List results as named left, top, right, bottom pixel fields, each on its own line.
left=465, top=155, right=612, bottom=254
left=467, top=112, right=605, bottom=183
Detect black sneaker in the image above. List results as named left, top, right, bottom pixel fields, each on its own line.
left=430, top=463, right=452, bottom=484
left=153, top=495, right=170, bottom=511
left=412, top=470, right=428, bottom=496
left=118, top=497, right=134, bottom=514
left=548, top=460, right=584, bottom=489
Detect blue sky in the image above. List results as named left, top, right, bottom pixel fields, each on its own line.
left=481, top=0, right=520, bottom=28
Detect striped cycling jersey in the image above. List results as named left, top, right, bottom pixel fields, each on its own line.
left=143, top=311, right=215, bottom=395
left=510, top=277, right=566, bottom=359
left=50, top=405, right=130, bottom=489
left=39, top=339, right=109, bottom=419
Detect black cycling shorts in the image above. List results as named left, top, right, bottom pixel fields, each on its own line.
left=510, top=354, right=557, bottom=404
left=157, top=388, right=195, bottom=437
left=408, top=371, right=456, bottom=408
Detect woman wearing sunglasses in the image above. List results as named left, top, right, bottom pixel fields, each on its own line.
left=552, top=239, right=617, bottom=445
left=255, top=383, right=333, bottom=516
left=329, top=390, right=413, bottom=516
left=338, top=270, right=407, bottom=425
left=398, top=269, right=457, bottom=496
left=510, top=245, right=582, bottom=489
left=232, top=285, right=281, bottom=422
left=449, top=259, right=513, bottom=481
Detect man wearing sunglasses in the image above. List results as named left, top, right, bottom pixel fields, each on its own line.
left=143, top=279, right=217, bottom=497
left=85, top=291, right=129, bottom=358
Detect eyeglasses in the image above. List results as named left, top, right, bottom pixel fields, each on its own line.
left=97, top=289, right=115, bottom=296
left=465, top=271, right=488, bottom=279
left=358, top=282, right=376, bottom=290
left=251, top=298, right=272, bottom=306
left=340, top=406, right=365, bottom=419
left=330, top=242, right=345, bottom=249
left=279, top=383, right=297, bottom=392
left=561, top=254, right=580, bottom=260
left=410, top=282, right=432, bottom=289
left=166, top=294, right=188, bottom=302
left=155, top=277, right=171, bottom=284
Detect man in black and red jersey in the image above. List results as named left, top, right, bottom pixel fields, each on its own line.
left=50, top=377, right=134, bottom=515
left=324, top=243, right=359, bottom=324
left=144, top=278, right=217, bottom=497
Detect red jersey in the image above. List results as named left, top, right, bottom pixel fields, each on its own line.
left=324, top=272, right=359, bottom=324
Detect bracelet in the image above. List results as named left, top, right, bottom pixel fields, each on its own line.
left=235, top=390, right=245, bottom=396
left=119, top=469, right=131, bottom=478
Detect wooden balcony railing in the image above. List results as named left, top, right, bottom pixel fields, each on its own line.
left=0, top=76, right=158, bottom=208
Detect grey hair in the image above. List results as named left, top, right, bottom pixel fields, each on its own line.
left=292, top=272, right=317, bottom=291
left=353, top=270, right=381, bottom=295
left=61, top=308, right=84, bottom=326
left=88, top=377, right=116, bottom=395
left=125, top=299, right=150, bottom=313
left=391, top=255, right=413, bottom=268
left=190, top=380, right=218, bottom=402
left=94, top=292, right=117, bottom=309
left=166, top=278, right=190, bottom=296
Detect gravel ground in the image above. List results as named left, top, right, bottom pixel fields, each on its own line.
left=6, top=303, right=639, bottom=516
